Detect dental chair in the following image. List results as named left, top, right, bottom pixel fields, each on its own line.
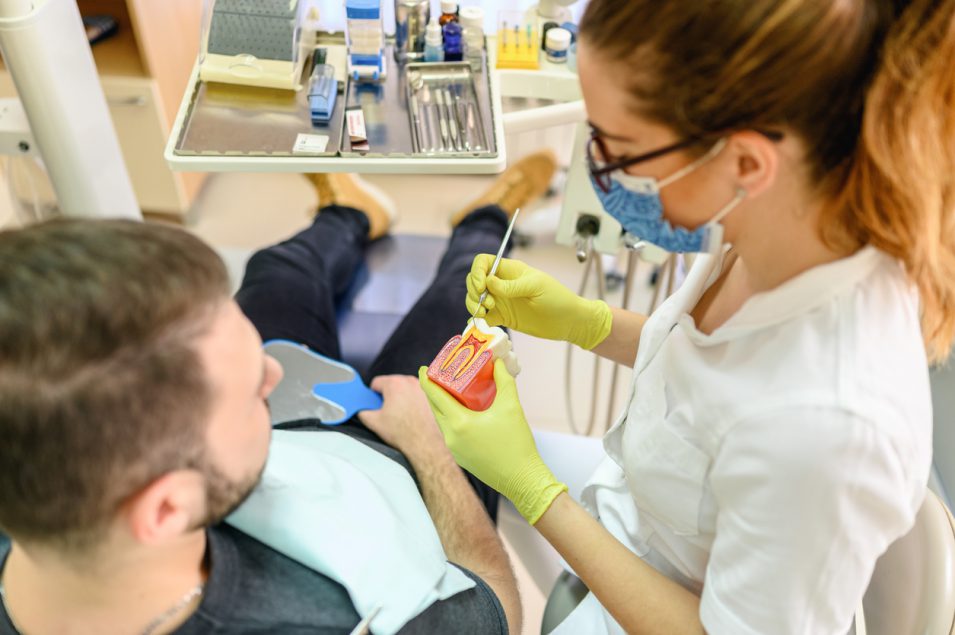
left=218, top=233, right=447, bottom=379
left=334, top=234, right=447, bottom=378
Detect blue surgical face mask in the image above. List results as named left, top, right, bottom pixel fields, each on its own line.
left=591, top=138, right=747, bottom=255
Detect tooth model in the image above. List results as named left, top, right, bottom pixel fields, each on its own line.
left=427, top=318, right=521, bottom=411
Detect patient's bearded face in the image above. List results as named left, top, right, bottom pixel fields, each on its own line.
left=193, top=301, right=284, bottom=528
left=194, top=457, right=263, bottom=528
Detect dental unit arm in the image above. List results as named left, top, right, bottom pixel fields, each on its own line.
left=535, top=0, right=578, bottom=23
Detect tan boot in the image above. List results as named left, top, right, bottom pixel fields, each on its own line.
left=305, top=173, right=398, bottom=240
left=450, top=150, right=558, bottom=227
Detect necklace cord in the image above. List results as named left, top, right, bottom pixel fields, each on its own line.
left=0, top=577, right=204, bottom=635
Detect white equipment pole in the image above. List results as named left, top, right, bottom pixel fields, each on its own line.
left=0, top=0, right=140, bottom=219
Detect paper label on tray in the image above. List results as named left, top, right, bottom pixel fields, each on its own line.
left=346, top=107, right=370, bottom=150
left=293, top=134, right=330, bottom=154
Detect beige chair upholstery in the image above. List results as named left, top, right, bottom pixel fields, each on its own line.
left=860, top=489, right=955, bottom=635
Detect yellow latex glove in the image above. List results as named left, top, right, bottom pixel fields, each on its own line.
left=419, top=361, right=567, bottom=524
left=466, top=255, right=613, bottom=350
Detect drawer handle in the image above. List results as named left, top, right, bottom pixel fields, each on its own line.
left=108, top=96, right=147, bottom=107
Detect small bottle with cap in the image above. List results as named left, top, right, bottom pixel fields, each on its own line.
left=424, top=18, right=444, bottom=62
left=443, top=21, right=464, bottom=62
left=545, top=27, right=571, bottom=64
left=460, top=6, right=485, bottom=69
left=439, top=0, right=458, bottom=26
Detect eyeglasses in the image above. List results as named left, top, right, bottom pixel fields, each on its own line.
left=586, top=127, right=784, bottom=193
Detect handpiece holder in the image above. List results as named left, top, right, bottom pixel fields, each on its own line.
left=495, top=10, right=540, bottom=70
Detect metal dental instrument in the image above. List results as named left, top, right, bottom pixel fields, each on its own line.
left=446, top=87, right=466, bottom=151
left=450, top=87, right=470, bottom=151
left=435, top=89, right=450, bottom=151
left=436, top=88, right=450, bottom=151
left=443, top=87, right=460, bottom=151
left=473, top=207, right=521, bottom=320
left=408, top=71, right=425, bottom=153
left=467, top=100, right=486, bottom=152
left=422, top=84, right=442, bottom=152
left=410, top=93, right=422, bottom=153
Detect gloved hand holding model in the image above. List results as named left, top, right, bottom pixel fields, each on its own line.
left=419, top=361, right=567, bottom=524
left=465, top=255, right=613, bottom=351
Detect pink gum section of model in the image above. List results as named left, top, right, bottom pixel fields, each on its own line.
left=427, top=333, right=498, bottom=411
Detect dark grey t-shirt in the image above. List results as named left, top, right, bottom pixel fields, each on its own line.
left=0, top=430, right=508, bottom=634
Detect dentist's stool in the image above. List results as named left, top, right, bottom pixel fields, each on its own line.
left=859, top=488, right=955, bottom=635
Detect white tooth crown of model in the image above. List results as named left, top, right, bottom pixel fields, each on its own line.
left=466, top=317, right=521, bottom=377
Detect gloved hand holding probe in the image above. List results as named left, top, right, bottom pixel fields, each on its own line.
left=465, top=255, right=613, bottom=351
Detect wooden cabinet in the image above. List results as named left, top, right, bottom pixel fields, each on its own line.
left=0, top=0, right=207, bottom=217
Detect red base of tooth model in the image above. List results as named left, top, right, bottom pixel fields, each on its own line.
left=427, top=331, right=497, bottom=411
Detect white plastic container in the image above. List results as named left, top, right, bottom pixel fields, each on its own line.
left=460, top=5, right=484, bottom=69
left=545, top=27, right=571, bottom=64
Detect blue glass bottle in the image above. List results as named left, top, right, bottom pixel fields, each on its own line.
left=443, top=22, right=463, bottom=62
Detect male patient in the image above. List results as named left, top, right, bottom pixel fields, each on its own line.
left=0, top=153, right=556, bottom=635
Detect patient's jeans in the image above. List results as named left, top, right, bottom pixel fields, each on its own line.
left=234, top=204, right=510, bottom=520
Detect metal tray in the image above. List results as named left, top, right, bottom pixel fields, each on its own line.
left=172, top=37, right=497, bottom=161
left=337, top=52, right=496, bottom=159
left=404, top=62, right=492, bottom=156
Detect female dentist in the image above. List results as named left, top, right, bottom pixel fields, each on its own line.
left=411, top=0, right=955, bottom=634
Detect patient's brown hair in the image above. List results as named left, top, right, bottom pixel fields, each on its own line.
left=580, top=0, right=955, bottom=363
left=0, top=219, right=230, bottom=551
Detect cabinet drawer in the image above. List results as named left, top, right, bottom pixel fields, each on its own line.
left=102, top=77, right=186, bottom=214
left=0, top=72, right=189, bottom=214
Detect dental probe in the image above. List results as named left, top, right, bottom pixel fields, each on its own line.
left=473, top=207, right=521, bottom=320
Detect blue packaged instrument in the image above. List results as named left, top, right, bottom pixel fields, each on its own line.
left=308, top=63, right=338, bottom=124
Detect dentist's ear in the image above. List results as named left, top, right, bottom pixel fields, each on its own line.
left=729, top=131, right=780, bottom=199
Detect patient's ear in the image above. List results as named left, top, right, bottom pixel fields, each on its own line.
left=122, top=470, right=205, bottom=545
